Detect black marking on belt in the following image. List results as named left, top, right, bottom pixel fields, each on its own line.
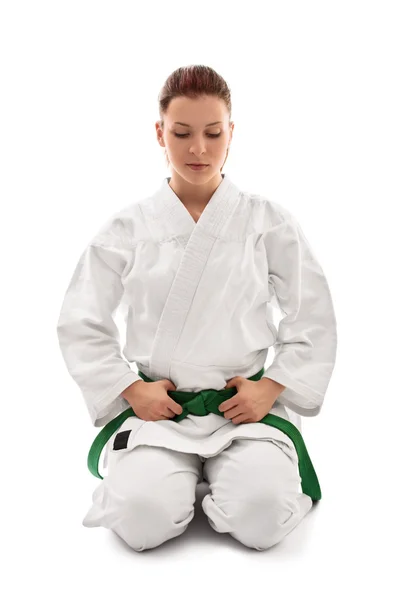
left=113, top=430, right=131, bottom=450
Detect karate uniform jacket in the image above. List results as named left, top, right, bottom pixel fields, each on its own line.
left=56, top=174, right=337, bottom=434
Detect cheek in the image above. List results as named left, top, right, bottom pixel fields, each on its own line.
left=166, top=143, right=181, bottom=159
left=217, top=136, right=229, bottom=150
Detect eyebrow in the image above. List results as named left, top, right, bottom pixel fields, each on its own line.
left=173, top=121, right=223, bottom=127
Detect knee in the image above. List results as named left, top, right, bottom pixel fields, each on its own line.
left=109, top=484, right=196, bottom=552
left=223, top=488, right=297, bottom=551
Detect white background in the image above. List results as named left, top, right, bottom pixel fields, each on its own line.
left=2, top=1, right=399, bottom=598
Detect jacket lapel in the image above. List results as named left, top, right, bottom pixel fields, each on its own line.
left=147, top=174, right=242, bottom=380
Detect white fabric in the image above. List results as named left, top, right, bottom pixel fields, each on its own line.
left=82, top=438, right=313, bottom=551
left=56, top=172, right=337, bottom=463
left=101, top=401, right=296, bottom=470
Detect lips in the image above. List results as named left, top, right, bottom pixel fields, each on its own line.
left=188, top=163, right=208, bottom=166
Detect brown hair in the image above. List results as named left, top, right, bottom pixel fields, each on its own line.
left=158, top=65, right=232, bottom=172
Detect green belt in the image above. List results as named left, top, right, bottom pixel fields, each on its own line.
left=87, top=367, right=321, bottom=502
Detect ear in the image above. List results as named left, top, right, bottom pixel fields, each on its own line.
left=229, top=122, right=234, bottom=143
left=155, top=122, right=165, bottom=147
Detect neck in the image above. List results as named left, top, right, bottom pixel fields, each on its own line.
left=168, top=170, right=224, bottom=209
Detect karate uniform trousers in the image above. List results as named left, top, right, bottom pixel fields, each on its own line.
left=82, top=396, right=314, bottom=552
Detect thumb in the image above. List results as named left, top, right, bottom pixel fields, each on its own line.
left=162, top=379, right=177, bottom=392
left=225, top=377, right=239, bottom=389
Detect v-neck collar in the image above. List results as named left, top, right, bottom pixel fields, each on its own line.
left=144, top=172, right=242, bottom=240
left=163, top=173, right=230, bottom=228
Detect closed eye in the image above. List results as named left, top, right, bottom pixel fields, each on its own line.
left=174, top=133, right=221, bottom=138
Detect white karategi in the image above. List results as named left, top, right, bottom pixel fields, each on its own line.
left=56, top=173, right=337, bottom=551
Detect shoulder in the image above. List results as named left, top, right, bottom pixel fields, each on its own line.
left=244, top=190, right=299, bottom=229
left=89, top=199, right=148, bottom=248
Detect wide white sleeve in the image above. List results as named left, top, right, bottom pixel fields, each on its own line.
left=262, top=207, right=337, bottom=417
left=56, top=242, right=142, bottom=427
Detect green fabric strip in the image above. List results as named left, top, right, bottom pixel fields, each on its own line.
left=87, top=367, right=321, bottom=502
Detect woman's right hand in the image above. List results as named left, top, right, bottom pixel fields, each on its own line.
left=121, top=379, right=183, bottom=421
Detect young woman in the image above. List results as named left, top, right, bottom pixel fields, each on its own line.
left=56, top=64, right=337, bottom=552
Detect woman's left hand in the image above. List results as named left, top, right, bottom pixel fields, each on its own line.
left=218, top=377, right=286, bottom=424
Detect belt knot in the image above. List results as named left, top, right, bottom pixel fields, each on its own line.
left=183, top=389, right=220, bottom=416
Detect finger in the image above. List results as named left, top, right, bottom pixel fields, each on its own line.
left=161, top=406, right=176, bottom=418
left=231, top=413, right=248, bottom=424
left=219, top=399, right=238, bottom=413
left=167, top=398, right=183, bottom=415
left=224, top=407, right=243, bottom=420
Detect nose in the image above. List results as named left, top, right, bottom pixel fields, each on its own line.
left=189, top=136, right=207, bottom=157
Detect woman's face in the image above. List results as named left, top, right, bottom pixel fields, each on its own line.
left=156, top=95, right=233, bottom=183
